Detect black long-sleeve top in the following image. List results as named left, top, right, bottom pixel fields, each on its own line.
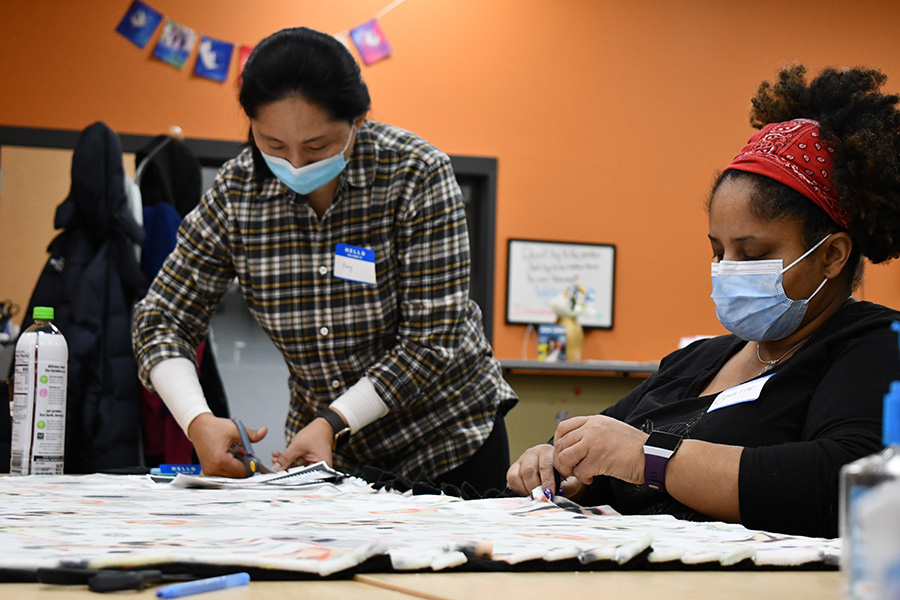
left=582, top=300, right=900, bottom=538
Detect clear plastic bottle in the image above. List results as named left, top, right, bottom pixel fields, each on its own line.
left=840, top=378, right=900, bottom=599
left=10, top=306, right=69, bottom=475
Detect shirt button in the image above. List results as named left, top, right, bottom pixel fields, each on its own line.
left=319, top=326, right=329, bottom=336
left=331, top=380, right=341, bottom=389
left=318, top=265, right=328, bottom=275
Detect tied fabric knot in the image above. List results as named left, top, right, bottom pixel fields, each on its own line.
left=358, top=465, right=508, bottom=499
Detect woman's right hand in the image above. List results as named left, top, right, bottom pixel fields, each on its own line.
left=506, top=443, right=585, bottom=500
left=187, top=413, right=268, bottom=478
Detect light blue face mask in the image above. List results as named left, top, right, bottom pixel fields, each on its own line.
left=710, top=234, right=832, bottom=341
left=260, top=124, right=355, bottom=195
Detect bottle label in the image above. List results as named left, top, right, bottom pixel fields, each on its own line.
left=10, top=349, right=36, bottom=475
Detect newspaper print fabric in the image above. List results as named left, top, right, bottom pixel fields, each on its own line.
left=0, top=474, right=840, bottom=576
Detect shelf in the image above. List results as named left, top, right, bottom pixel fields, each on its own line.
left=499, top=359, right=659, bottom=377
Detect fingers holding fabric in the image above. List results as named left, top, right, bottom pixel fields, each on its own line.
left=506, top=444, right=557, bottom=497
left=554, top=415, right=648, bottom=486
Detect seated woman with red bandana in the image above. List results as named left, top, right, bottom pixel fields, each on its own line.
left=506, top=65, right=900, bottom=538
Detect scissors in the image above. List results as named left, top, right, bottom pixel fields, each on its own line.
left=230, top=418, right=274, bottom=475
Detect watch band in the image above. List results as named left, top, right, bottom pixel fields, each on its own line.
left=318, top=408, right=351, bottom=450
left=643, top=430, right=683, bottom=491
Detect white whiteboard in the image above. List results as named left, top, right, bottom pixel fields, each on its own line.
left=506, top=239, right=615, bottom=328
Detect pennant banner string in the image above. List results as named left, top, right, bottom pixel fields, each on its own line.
left=335, top=0, right=408, bottom=37
left=375, top=0, right=408, bottom=20
left=117, top=0, right=410, bottom=80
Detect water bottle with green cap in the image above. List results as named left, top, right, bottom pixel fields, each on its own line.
left=10, top=306, right=69, bottom=475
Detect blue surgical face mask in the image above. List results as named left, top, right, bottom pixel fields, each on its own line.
left=260, top=124, right=355, bottom=195
left=710, top=234, right=832, bottom=341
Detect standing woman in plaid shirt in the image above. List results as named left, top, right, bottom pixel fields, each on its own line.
left=132, top=27, right=518, bottom=491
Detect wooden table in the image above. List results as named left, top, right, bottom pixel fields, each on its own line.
left=3, top=570, right=843, bottom=599
left=360, top=571, right=844, bottom=599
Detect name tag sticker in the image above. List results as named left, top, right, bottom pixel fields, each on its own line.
left=707, top=374, right=774, bottom=413
left=334, top=243, right=376, bottom=285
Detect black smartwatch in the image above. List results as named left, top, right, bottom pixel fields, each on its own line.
left=318, top=408, right=351, bottom=450
left=643, top=430, right=683, bottom=491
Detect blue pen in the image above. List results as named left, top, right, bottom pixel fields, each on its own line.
left=155, top=572, right=250, bottom=599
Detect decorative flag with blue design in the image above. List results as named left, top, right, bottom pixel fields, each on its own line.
left=116, top=0, right=163, bottom=49
left=153, top=19, right=198, bottom=69
left=349, top=19, right=393, bottom=66
left=194, top=36, right=234, bottom=82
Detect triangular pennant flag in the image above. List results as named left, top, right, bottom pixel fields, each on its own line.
left=194, top=36, right=234, bottom=82
left=349, top=19, right=393, bottom=66
left=152, top=19, right=198, bottom=69
left=115, top=0, right=163, bottom=49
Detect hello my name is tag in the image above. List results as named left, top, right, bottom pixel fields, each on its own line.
left=333, top=243, right=376, bottom=285
left=707, top=374, right=774, bottom=413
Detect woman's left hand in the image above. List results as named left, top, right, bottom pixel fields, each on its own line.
left=553, top=415, right=649, bottom=486
left=272, top=418, right=334, bottom=471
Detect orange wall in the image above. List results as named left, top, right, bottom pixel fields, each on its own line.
left=3, top=0, right=900, bottom=361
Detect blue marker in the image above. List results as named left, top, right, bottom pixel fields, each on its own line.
left=155, top=572, right=250, bottom=599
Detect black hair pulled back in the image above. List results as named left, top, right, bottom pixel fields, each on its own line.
left=240, top=27, right=371, bottom=123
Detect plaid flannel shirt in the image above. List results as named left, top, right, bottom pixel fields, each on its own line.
left=132, top=121, right=517, bottom=478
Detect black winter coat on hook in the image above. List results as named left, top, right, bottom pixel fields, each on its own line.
left=22, top=121, right=148, bottom=473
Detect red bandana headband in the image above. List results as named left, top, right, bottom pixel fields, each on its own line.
left=723, top=118, right=849, bottom=229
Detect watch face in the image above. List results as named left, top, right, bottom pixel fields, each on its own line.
left=334, top=426, right=351, bottom=448
left=319, top=409, right=351, bottom=449
left=646, top=431, right=682, bottom=452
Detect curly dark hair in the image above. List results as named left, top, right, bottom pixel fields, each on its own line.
left=710, top=65, right=900, bottom=276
